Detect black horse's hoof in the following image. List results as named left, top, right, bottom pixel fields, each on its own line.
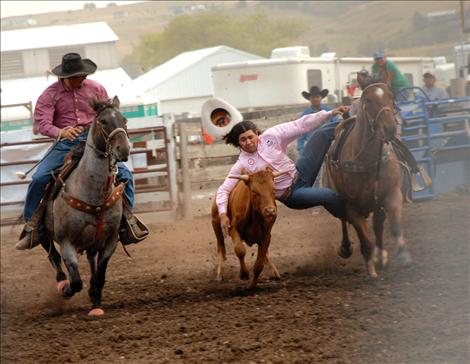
left=338, top=244, right=353, bottom=259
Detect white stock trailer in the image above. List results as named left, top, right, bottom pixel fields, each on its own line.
left=211, top=55, right=435, bottom=110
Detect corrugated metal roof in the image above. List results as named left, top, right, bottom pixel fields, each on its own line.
left=133, top=45, right=261, bottom=91
left=1, top=22, right=119, bottom=52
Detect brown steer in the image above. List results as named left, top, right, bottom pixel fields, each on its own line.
left=211, top=167, right=283, bottom=289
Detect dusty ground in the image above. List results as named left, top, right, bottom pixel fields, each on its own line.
left=1, top=192, right=469, bottom=364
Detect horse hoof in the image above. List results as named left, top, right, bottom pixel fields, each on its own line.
left=240, top=272, right=250, bottom=281
left=215, top=275, right=224, bottom=282
left=88, top=308, right=105, bottom=316
left=395, top=248, right=412, bottom=266
left=364, top=273, right=378, bottom=282
left=57, top=280, right=70, bottom=296
left=338, top=245, right=353, bottom=259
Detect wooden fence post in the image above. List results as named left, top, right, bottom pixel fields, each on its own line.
left=179, top=122, right=192, bottom=219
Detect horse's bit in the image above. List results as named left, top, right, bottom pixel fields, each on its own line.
left=360, top=83, right=394, bottom=135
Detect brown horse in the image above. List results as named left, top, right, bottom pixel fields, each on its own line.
left=324, top=83, right=412, bottom=278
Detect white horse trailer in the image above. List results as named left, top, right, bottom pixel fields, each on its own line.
left=212, top=56, right=435, bottom=109
left=212, top=58, right=337, bottom=110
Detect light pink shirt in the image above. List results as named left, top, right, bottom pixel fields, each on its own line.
left=215, top=110, right=333, bottom=215
left=34, top=79, right=109, bottom=139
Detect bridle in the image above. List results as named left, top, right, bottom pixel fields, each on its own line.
left=86, top=104, right=129, bottom=167
left=360, top=83, right=395, bottom=136
left=60, top=103, right=129, bottom=242
left=328, top=83, right=396, bottom=204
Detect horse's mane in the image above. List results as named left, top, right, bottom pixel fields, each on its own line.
left=90, top=97, right=116, bottom=115
left=335, top=117, right=356, bottom=136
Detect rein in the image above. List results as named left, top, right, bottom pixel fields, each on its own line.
left=60, top=103, right=129, bottom=241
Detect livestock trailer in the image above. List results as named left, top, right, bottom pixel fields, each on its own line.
left=212, top=55, right=435, bottom=110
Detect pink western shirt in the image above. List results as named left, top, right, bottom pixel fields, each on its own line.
left=215, top=110, right=333, bottom=215
left=34, top=79, right=109, bottom=139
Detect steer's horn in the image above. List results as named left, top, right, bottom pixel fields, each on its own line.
left=272, top=170, right=289, bottom=178
left=228, top=174, right=249, bottom=181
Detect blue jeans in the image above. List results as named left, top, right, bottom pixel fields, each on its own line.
left=23, top=130, right=134, bottom=222
left=282, top=121, right=345, bottom=218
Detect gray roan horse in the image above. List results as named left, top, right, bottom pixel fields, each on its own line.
left=324, top=83, right=412, bottom=278
left=41, top=96, right=130, bottom=316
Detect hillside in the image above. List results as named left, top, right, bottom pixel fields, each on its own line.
left=1, top=0, right=466, bottom=77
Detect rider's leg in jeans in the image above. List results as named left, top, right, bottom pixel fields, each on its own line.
left=282, top=120, right=345, bottom=218
left=23, top=140, right=75, bottom=222
left=117, top=163, right=134, bottom=208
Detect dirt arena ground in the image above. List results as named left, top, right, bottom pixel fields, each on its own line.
left=1, top=192, right=469, bottom=364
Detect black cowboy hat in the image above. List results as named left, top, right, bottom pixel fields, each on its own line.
left=302, top=86, right=329, bottom=100
left=51, top=53, right=97, bottom=79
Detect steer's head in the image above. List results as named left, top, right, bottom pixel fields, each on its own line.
left=229, top=167, right=286, bottom=222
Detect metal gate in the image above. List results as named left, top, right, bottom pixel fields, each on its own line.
left=398, top=89, right=470, bottom=200
left=0, top=119, right=178, bottom=225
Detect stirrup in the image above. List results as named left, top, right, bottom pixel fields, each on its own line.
left=119, top=214, right=150, bottom=245
left=15, top=225, right=42, bottom=250
left=418, top=167, right=432, bottom=189
left=411, top=175, right=425, bottom=192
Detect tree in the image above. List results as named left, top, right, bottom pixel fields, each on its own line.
left=135, top=11, right=308, bottom=70
left=83, top=3, right=96, bottom=10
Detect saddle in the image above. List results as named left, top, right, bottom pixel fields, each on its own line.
left=325, top=118, right=414, bottom=203
left=49, top=141, right=87, bottom=201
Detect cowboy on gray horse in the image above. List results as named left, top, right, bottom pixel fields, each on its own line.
left=16, top=53, right=149, bottom=250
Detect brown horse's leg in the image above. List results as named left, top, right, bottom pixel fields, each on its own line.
left=347, top=207, right=378, bottom=278
left=211, top=214, right=226, bottom=282
left=373, top=208, right=389, bottom=268
left=385, top=191, right=412, bottom=266
left=249, top=233, right=271, bottom=289
left=338, top=219, right=353, bottom=259
left=231, top=230, right=249, bottom=281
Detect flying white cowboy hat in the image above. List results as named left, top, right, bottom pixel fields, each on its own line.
left=201, top=97, right=243, bottom=138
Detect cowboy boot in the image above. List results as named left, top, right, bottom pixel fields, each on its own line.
left=15, top=224, right=42, bottom=250
left=119, top=200, right=150, bottom=245
left=16, top=190, right=51, bottom=250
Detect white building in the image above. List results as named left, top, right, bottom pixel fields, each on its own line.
left=132, top=45, right=263, bottom=116
left=1, top=22, right=158, bottom=136
left=1, top=22, right=119, bottom=79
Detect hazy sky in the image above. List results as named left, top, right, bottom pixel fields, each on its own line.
left=1, top=1, right=146, bottom=18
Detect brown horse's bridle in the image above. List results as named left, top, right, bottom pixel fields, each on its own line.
left=360, top=83, right=394, bottom=136
left=360, top=83, right=397, bottom=204
left=328, top=83, right=395, bottom=204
